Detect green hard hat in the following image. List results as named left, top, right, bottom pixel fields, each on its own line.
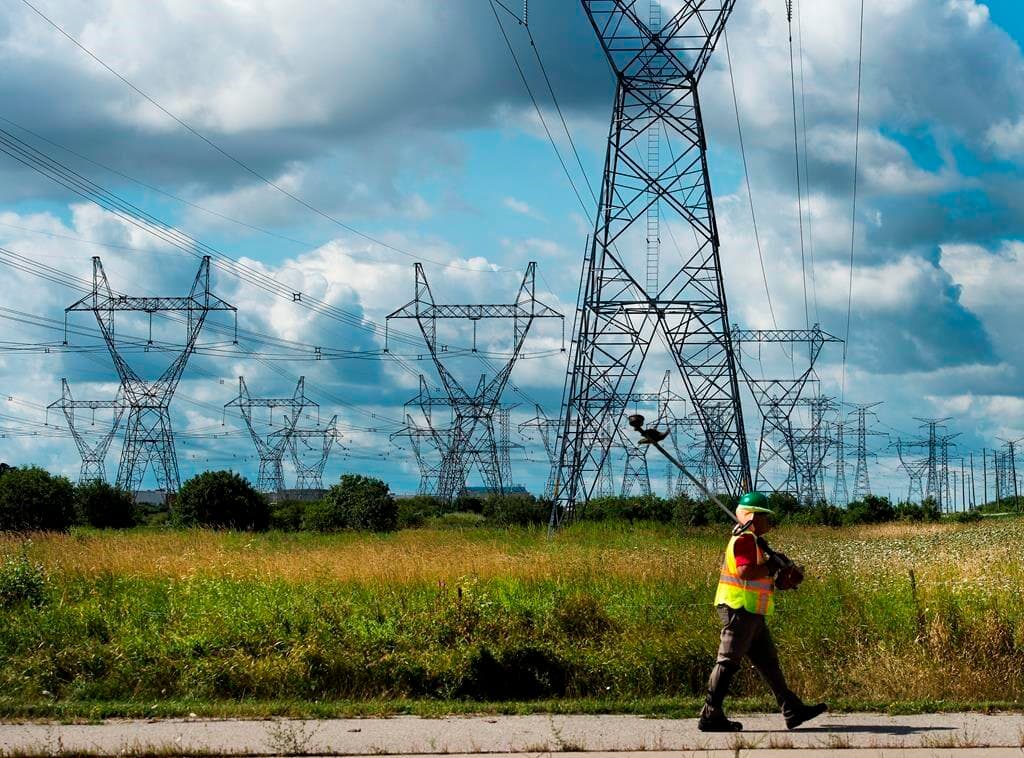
left=738, top=491, right=773, bottom=513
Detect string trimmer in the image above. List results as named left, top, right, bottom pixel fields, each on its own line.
left=626, top=413, right=804, bottom=589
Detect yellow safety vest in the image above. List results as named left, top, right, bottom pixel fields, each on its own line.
left=713, top=531, right=775, bottom=615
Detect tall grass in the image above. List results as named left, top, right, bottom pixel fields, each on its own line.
left=0, top=520, right=1021, bottom=710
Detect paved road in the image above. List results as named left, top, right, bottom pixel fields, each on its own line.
left=0, top=713, right=1022, bottom=756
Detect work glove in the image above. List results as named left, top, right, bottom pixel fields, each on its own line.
left=764, top=550, right=790, bottom=577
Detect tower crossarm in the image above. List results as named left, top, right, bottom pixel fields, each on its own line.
left=731, top=325, right=843, bottom=371
left=583, top=1, right=736, bottom=83
left=387, top=303, right=561, bottom=321
left=729, top=326, right=843, bottom=344
left=67, top=295, right=235, bottom=312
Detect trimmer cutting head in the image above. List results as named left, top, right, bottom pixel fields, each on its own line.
left=627, top=413, right=669, bottom=442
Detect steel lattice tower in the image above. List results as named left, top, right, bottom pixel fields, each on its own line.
left=66, top=256, right=236, bottom=496
left=731, top=326, right=842, bottom=494
left=617, top=369, right=679, bottom=496
left=390, top=414, right=437, bottom=496
left=273, top=415, right=340, bottom=492
left=787, top=396, right=837, bottom=505
left=917, top=417, right=947, bottom=504
left=895, top=438, right=929, bottom=503
left=914, top=418, right=958, bottom=507
left=498, top=408, right=511, bottom=488
left=831, top=421, right=848, bottom=506
left=996, top=437, right=1021, bottom=510
left=225, top=376, right=315, bottom=495
left=595, top=426, right=617, bottom=497
left=399, top=376, right=451, bottom=496
left=47, top=378, right=124, bottom=483
left=619, top=427, right=653, bottom=497
left=994, top=449, right=1006, bottom=502
left=519, top=405, right=560, bottom=498
left=667, top=412, right=706, bottom=498
left=387, top=262, right=562, bottom=501
left=849, top=402, right=884, bottom=500
left=553, top=1, right=749, bottom=524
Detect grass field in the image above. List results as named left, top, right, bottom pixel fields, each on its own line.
left=0, top=519, right=1022, bottom=718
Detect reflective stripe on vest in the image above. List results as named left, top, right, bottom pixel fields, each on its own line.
left=713, top=532, right=775, bottom=615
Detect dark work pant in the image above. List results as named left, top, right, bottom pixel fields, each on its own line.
left=712, top=604, right=797, bottom=714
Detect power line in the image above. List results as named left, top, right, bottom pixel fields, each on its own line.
left=841, top=0, right=866, bottom=404
left=19, top=0, right=510, bottom=275
left=795, top=0, right=818, bottom=323
left=786, top=0, right=810, bottom=330
left=0, top=115, right=315, bottom=251
left=723, top=29, right=777, bottom=330
left=0, top=125, right=436, bottom=349
left=523, top=24, right=599, bottom=208
left=488, top=0, right=593, bottom=219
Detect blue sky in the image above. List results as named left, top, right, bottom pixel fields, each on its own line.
left=1, top=0, right=1023, bottom=505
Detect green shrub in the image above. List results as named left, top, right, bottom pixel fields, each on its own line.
left=482, top=493, right=548, bottom=526
left=74, top=480, right=136, bottom=528
left=553, top=591, right=616, bottom=639
left=171, top=470, right=269, bottom=531
left=786, top=503, right=844, bottom=527
left=0, top=466, right=75, bottom=532
left=582, top=495, right=673, bottom=523
left=269, top=499, right=307, bottom=531
left=672, top=495, right=735, bottom=527
left=427, top=511, right=487, bottom=529
left=304, top=474, right=397, bottom=533
left=767, top=491, right=802, bottom=521
left=953, top=509, right=983, bottom=523
left=396, top=495, right=445, bottom=528
left=452, top=494, right=484, bottom=514
left=896, top=498, right=942, bottom=523
left=844, top=495, right=896, bottom=525
left=0, top=550, right=47, bottom=608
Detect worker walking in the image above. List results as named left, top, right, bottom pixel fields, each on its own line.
left=698, top=491, right=827, bottom=732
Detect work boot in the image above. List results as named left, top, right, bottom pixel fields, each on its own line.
left=698, top=705, right=743, bottom=732
left=698, top=662, right=743, bottom=732
left=784, top=700, right=828, bottom=730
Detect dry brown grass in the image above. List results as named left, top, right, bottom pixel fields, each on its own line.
left=0, top=526, right=724, bottom=584
left=0, top=520, right=1015, bottom=589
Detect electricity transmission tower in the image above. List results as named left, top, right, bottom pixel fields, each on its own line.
left=387, top=262, right=561, bottom=501
left=619, top=426, right=653, bottom=497
left=554, top=1, right=750, bottom=524
left=914, top=418, right=960, bottom=508
left=849, top=402, right=884, bottom=500
left=519, top=405, right=560, bottom=498
left=916, top=417, right=948, bottom=504
left=274, top=415, right=339, bottom=493
left=617, top=370, right=681, bottom=497
left=666, top=412, right=707, bottom=498
left=831, top=421, right=848, bottom=506
left=731, top=326, right=842, bottom=494
left=788, top=396, right=838, bottom=504
left=996, top=437, right=1021, bottom=511
left=896, top=439, right=928, bottom=503
left=47, top=378, right=124, bottom=483
left=391, top=416, right=436, bottom=496
left=66, top=256, right=236, bottom=496
left=225, top=376, right=315, bottom=495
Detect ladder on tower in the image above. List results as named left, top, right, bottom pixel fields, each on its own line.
left=645, top=0, right=662, bottom=298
